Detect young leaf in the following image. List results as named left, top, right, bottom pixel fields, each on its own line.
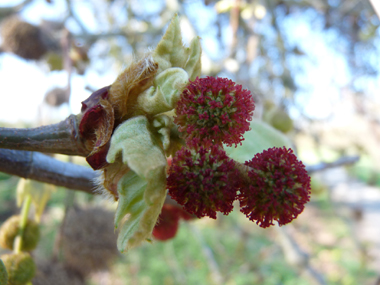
left=153, top=14, right=201, bottom=80
left=137, top=67, right=189, bottom=115
left=106, top=116, right=167, bottom=252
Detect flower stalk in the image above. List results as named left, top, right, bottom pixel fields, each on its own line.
left=14, top=195, right=32, bottom=254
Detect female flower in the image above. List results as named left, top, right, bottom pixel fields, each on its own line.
left=152, top=204, right=195, bottom=241
left=239, top=147, right=311, bottom=228
left=174, top=77, right=255, bottom=148
left=167, top=144, right=240, bottom=219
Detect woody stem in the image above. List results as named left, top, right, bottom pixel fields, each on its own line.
left=0, top=114, right=89, bottom=156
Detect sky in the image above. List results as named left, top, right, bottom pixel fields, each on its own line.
left=0, top=0, right=378, bottom=125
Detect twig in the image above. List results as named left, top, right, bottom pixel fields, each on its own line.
left=0, top=0, right=33, bottom=18
left=275, top=226, right=327, bottom=285
left=0, top=149, right=96, bottom=194
left=229, top=0, right=240, bottom=56
left=189, top=224, right=224, bottom=285
left=64, top=0, right=89, bottom=35
left=306, top=156, right=360, bottom=174
left=0, top=115, right=88, bottom=156
left=61, top=28, right=73, bottom=105
left=0, top=148, right=183, bottom=208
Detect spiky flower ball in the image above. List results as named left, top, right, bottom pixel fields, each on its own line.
left=239, top=147, right=311, bottom=228
left=167, top=144, right=240, bottom=219
left=174, top=76, right=255, bottom=147
left=1, top=17, right=49, bottom=60
left=1, top=252, right=36, bottom=285
left=0, top=215, right=40, bottom=251
left=60, top=207, right=118, bottom=276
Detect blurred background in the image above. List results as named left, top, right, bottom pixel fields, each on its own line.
left=0, top=0, right=380, bottom=284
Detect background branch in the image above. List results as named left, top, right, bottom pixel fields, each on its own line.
left=275, top=226, right=327, bottom=285
left=0, top=0, right=33, bottom=18
left=306, top=156, right=360, bottom=174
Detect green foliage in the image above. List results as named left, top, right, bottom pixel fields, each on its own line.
left=152, top=14, right=201, bottom=80
left=137, top=14, right=202, bottom=116
left=107, top=116, right=167, bottom=252
left=225, top=118, right=292, bottom=163
left=137, top=67, right=189, bottom=115
left=0, top=258, right=8, bottom=285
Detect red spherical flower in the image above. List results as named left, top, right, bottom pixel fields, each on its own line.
left=152, top=205, right=180, bottom=241
left=239, top=147, right=311, bottom=228
left=174, top=76, right=255, bottom=148
left=167, top=144, right=240, bottom=219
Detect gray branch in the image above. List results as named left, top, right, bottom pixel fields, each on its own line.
left=306, top=156, right=360, bottom=174
left=0, top=115, right=89, bottom=157
left=0, top=149, right=96, bottom=194
left=275, top=226, right=327, bottom=285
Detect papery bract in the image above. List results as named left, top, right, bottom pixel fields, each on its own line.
left=79, top=86, right=114, bottom=170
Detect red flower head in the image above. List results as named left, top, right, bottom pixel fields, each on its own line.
left=239, top=147, right=311, bottom=228
left=167, top=144, right=240, bottom=219
left=152, top=204, right=180, bottom=241
left=152, top=204, right=195, bottom=241
left=174, top=77, right=255, bottom=148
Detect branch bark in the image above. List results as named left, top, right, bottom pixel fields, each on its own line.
left=305, top=156, right=360, bottom=174
left=0, top=115, right=89, bottom=156
left=0, top=149, right=96, bottom=194
left=275, top=226, right=327, bottom=285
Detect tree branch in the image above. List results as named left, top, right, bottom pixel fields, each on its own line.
left=0, top=114, right=89, bottom=156
left=0, top=0, right=33, bottom=18
left=0, top=149, right=96, bottom=194
left=305, top=156, right=360, bottom=174
left=275, top=226, right=327, bottom=285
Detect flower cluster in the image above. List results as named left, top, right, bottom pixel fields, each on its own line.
left=174, top=76, right=255, bottom=148
left=167, top=77, right=311, bottom=231
left=239, top=147, right=311, bottom=228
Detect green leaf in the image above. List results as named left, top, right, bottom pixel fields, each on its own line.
left=153, top=14, right=201, bottom=79
left=106, top=116, right=167, bottom=252
left=152, top=114, right=173, bottom=152
left=133, top=15, right=202, bottom=117
left=183, top=37, right=202, bottom=81
left=225, top=118, right=293, bottom=163
left=0, top=258, right=8, bottom=285
left=137, top=67, right=189, bottom=115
